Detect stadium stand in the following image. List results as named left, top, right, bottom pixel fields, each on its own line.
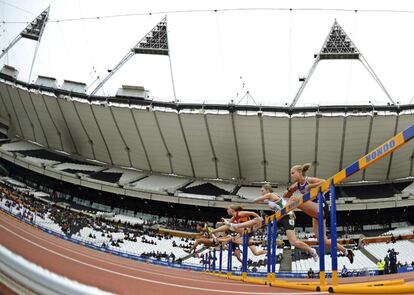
left=364, top=241, right=414, bottom=266
left=128, top=175, right=191, bottom=194
left=2, top=172, right=414, bottom=275
left=292, top=250, right=377, bottom=273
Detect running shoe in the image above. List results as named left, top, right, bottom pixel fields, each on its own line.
left=346, top=249, right=354, bottom=264
left=310, top=248, right=319, bottom=262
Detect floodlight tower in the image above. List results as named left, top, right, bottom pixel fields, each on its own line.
left=0, top=7, right=50, bottom=82
left=290, top=20, right=395, bottom=107
left=90, top=17, right=176, bottom=100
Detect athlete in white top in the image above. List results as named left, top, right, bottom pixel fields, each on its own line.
left=254, top=183, right=318, bottom=261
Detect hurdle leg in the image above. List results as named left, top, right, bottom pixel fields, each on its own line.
left=208, top=251, right=211, bottom=272
left=227, top=241, right=233, bottom=278
left=271, top=216, right=278, bottom=280
left=213, top=248, right=217, bottom=273
left=242, top=230, right=249, bottom=279
left=266, top=218, right=273, bottom=283
left=204, top=253, right=208, bottom=271
left=330, top=182, right=338, bottom=286
left=318, top=190, right=326, bottom=286
left=219, top=244, right=223, bottom=273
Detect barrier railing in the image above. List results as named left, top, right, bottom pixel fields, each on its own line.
left=0, top=244, right=113, bottom=295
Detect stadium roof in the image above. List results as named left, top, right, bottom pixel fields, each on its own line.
left=0, top=75, right=413, bottom=184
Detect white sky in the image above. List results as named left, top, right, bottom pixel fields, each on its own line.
left=2, top=0, right=414, bottom=106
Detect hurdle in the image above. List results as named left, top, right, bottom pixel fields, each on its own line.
left=212, top=248, right=216, bottom=273
left=219, top=244, right=223, bottom=273
left=226, top=240, right=232, bottom=278
left=206, top=123, right=414, bottom=293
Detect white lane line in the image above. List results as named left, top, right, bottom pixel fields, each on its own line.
left=0, top=223, right=326, bottom=295
left=0, top=214, right=266, bottom=287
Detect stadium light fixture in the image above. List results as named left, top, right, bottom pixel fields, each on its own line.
left=0, top=7, right=50, bottom=82
left=290, top=19, right=395, bottom=108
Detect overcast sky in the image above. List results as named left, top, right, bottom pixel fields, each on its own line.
left=2, top=0, right=414, bottom=106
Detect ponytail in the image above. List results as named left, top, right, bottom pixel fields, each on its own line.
left=301, top=163, right=311, bottom=175
left=291, top=163, right=312, bottom=176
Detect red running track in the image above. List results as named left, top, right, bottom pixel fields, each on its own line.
left=0, top=212, right=326, bottom=295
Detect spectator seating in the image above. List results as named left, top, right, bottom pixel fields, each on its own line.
left=381, top=226, right=414, bottom=236
left=129, top=175, right=190, bottom=194
left=364, top=240, right=414, bottom=265
left=0, top=141, right=41, bottom=152
left=186, top=181, right=236, bottom=194
left=292, top=250, right=376, bottom=272
left=236, top=186, right=285, bottom=200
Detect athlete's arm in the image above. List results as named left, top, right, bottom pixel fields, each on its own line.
left=305, top=177, right=325, bottom=192
left=254, top=193, right=277, bottom=203
left=283, top=183, right=298, bottom=199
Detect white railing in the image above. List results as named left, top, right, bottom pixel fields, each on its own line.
left=0, top=244, right=113, bottom=295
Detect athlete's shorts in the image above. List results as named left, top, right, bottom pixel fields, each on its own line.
left=278, top=214, right=295, bottom=231
left=232, top=244, right=240, bottom=252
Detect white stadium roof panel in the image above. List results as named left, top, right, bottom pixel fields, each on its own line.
left=74, top=102, right=112, bottom=164
left=234, top=115, right=264, bottom=182
left=155, top=111, right=193, bottom=177
left=316, top=116, right=345, bottom=179
left=58, top=98, right=94, bottom=159
left=92, top=104, right=131, bottom=167
left=291, top=116, right=317, bottom=175
left=206, top=114, right=239, bottom=180
left=30, top=91, right=61, bottom=150
left=132, top=108, right=171, bottom=173
left=0, top=84, right=20, bottom=134
left=16, top=87, right=48, bottom=147
left=111, top=106, right=151, bottom=171
left=4, top=85, right=34, bottom=141
left=41, top=94, right=77, bottom=153
left=180, top=113, right=216, bottom=179
left=262, top=116, right=290, bottom=183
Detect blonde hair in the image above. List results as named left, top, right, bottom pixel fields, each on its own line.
left=291, top=163, right=312, bottom=176
left=229, top=204, right=244, bottom=211
left=262, top=183, right=273, bottom=193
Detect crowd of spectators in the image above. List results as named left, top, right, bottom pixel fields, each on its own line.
left=172, top=238, right=194, bottom=250
left=3, top=179, right=414, bottom=275
left=140, top=251, right=177, bottom=263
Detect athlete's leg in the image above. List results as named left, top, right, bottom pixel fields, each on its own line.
left=211, top=224, right=231, bottom=234
left=286, top=229, right=315, bottom=254
left=188, top=238, right=213, bottom=253
left=228, top=217, right=263, bottom=230
left=233, top=249, right=243, bottom=263
left=312, top=218, right=346, bottom=254
left=248, top=244, right=267, bottom=256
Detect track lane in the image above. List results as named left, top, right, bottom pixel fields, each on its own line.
left=0, top=213, right=323, bottom=294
